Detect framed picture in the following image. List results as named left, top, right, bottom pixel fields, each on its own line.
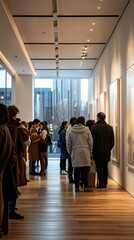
left=89, top=103, right=93, bottom=119
left=90, top=99, right=98, bottom=120
left=127, top=65, right=134, bottom=169
left=109, top=79, right=120, bottom=163
left=99, top=92, right=106, bottom=112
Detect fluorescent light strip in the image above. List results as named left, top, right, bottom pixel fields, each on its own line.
left=0, top=51, right=17, bottom=76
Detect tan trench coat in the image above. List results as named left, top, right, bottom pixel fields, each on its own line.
left=28, top=126, right=41, bottom=161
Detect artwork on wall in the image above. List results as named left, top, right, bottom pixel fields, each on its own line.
left=93, top=99, right=98, bottom=121
left=90, top=99, right=98, bottom=121
left=89, top=103, right=93, bottom=119
left=109, top=79, right=120, bottom=163
left=127, top=65, right=134, bottom=168
left=99, top=92, right=106, bottom=113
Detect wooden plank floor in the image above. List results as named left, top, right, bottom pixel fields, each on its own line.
left=4, top=157, right=134, bottom=240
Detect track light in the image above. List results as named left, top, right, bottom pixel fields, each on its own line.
left=54, top=26, right=58, bottom=32
left=81, top=46, right=88, bottom=59
left=53, top=12, right=57, bottom=20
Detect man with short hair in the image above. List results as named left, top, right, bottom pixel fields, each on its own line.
left=91, top=112, right=114, bottom=188
left=7, top=105, right=24, bottom=220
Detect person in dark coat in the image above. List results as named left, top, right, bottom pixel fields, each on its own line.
left=7, top=105, right=24, bottom=220
left=91, top=112, right=114, bottom=188
left=66, top=117, right=77, bottom=183
left=59, top=121, right=70, bottom=175
left=86, top=119, right=95, bottom=130
left=0, top=104, right=13, bottom=236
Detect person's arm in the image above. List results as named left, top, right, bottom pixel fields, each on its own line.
left=30, top=128, right=41, bottom=142
left=40, top=130, right=47, bottom=140
left=91, top=125, right=97, bottom=159
left=110, top=127, right=115, bottom=150
left=60, top=131, right=66, bottom=146
left=66, top=132, right=72, bottom=155
left=88, top=130, right=93, bottom=154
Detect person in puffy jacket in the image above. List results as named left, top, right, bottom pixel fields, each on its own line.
left=66, top=116, right=93, bottom=192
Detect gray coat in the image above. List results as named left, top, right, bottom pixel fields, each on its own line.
left=66, top=124, right=93, bottom=168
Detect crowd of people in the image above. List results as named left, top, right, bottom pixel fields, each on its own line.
left=0, top=103, right=51, bottom=238
left=0, top=102, right=115, bottom=238
left=58, top=113, right=115, bottom=192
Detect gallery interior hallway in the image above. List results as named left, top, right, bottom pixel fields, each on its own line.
left=6, top=156, right=134, bottom=240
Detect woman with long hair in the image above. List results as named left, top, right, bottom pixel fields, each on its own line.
left=38, top=122, right=48, bottom=176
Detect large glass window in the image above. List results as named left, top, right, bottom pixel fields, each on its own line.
left=0, top=64, right=12, bottom=105
left=34, top=79, right=53, bottom=122
left=34, top=78, right=89, bottom=140
left=34, top=78, right=89, bottom=122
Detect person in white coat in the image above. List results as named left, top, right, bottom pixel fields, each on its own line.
left=66, top=116, right=93, bottom=192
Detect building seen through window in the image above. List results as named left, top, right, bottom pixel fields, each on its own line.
left=34, top=78, right=89, bottom=152
left=0, top=64, right=12, bottom=105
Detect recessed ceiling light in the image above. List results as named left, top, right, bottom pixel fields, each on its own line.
left=92, top=22, right=95, bottom=25
left=97, top=6, right=101, bottom=10
left=90, top=28, right=93, bottom=32
left=87, top=39, right=90, bottom=42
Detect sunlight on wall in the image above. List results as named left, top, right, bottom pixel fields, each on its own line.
left=81, top=79, right=88, bottom=103
left=35, top=79, right=53, bottom=90
left=0, top=71, right=12, bottom=88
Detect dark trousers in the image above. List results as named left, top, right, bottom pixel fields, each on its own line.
left=45, top=156, right=48, bottom=169
left=29, top=160, right=35, bottom=174
left=95, top=161, right=108, bottom=187
left=61, top=159, right=67, bottom=171
left=68, top=156, right=74, bottom=180
left=2, top=199, right=8, bottom=234
left=74, top=167, right=90, bottom=188
left=8, top=198, right=16, bottom=215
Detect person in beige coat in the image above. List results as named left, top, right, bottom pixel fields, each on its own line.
left=28, top=119, right=41, bottom=175
left=66, top=116, right=93, bottom=192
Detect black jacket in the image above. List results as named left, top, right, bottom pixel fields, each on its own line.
left=91, top=120, right=114, bottom=162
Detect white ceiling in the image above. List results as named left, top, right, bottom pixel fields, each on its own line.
left=0, top=0, right=130, bottom=79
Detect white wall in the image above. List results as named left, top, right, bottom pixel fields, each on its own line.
left=13, top=74, right=34, bottom=122
left=90, top=0, right=134, bottom=196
